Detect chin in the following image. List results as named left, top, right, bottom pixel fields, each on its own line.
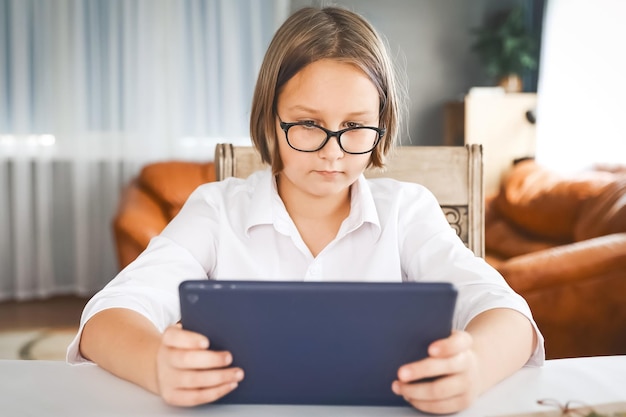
left=309, top=181, right=354, bottom=197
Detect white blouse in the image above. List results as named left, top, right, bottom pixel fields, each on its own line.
left=67, top=169, right=545, bottom=365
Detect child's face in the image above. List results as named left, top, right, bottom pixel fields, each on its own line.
left=275, top=58, right=380, bottom=200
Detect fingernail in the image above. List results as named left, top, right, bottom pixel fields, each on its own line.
left=199, top=338, right=209, bottom=349
left=229, top=382, right=238, bottom=390
left=391, top=382, right=400, bottom=395
left=399, top=368, right=410, bottom=381
left=235, top=369, right=244, bottom=381
left=224, top=353, right=232, bottom=365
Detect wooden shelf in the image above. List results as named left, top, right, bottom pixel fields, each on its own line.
left=444, top=93, right=537, bottom=196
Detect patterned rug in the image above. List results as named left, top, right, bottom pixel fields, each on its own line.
left=0, top=327, right=77, bottom=361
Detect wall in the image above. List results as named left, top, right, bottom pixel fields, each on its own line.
left=289, top=0, right=531, bottom=145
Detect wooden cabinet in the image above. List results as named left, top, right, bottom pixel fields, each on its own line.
left=444, top=92, right=537, bottom=196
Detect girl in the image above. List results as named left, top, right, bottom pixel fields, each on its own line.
left=68, top=6, right=543, bottom=414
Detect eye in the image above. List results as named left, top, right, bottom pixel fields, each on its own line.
left=299, top=120, right=318, bottom=129
left=345, top=121, right=363, bottom=129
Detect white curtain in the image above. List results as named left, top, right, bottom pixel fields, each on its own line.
left=0, top=0, right=289, bottom=300
left=535, top=0, right=626, bottom=172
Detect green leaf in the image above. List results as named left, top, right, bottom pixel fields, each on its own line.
left=469, top=6, right=538, bottom=78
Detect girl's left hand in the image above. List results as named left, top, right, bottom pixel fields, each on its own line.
left=391, top=330, right=481, bottom=414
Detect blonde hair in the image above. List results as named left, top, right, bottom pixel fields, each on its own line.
left=250, top=6, right=405, bottom=173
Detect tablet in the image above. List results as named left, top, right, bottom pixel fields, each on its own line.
left=179, top=280, right=457, bottom=406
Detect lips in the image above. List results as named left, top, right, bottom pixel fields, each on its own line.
left=315, top=170, right=342, bottom=176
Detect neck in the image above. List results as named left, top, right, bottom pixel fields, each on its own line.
left=276, top=173, right=352, bottom=257
left=276, top=175, right=351, bottom=221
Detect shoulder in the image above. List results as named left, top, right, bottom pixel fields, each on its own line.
left=162, top=168, right=273, bottom=235
left=362, top=177, right=446, bottom=230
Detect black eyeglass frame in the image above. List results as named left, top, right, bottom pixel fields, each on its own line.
left=278, top=119, right=386, bottom=155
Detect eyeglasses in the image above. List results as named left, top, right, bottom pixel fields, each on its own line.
left=278, top=118, right=385, bottom=154
left=537, top=399, right=626, bottom=417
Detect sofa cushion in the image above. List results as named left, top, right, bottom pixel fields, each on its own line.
left=494, top=160, right=614, bottom=242
left=485, top=215, right=560, bottom=259
left=575, top=178, right=626, bottom=241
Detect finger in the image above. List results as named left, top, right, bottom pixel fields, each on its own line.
left=406, top=392, right=473, bottom=415
left=397, top=351, right=468, bottom=382
left=167, top=348, right=233, bottom=370
left=393, top=372, right=467, bottom=403
left=428, top=330, right=472, bottom=358
left=162, top=325, right=209, bottom=350
left=174, top=367, right=244, bottom=390
left=163, top=381, right=240, bottom=407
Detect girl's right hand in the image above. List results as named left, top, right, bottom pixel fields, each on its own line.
left=155, top=324, right=244, bottom=406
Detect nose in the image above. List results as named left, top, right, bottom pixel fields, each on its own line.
left=318, top=133, right=344, bottom=160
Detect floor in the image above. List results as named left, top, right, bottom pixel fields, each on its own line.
left=0, top=295, right=90, bottom=360
left=0, top=295, right=89, bottom=331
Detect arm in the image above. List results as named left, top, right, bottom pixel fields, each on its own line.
left=80, top=308, right=244, bottom=406
left=392, top=308, right=537, bottom=414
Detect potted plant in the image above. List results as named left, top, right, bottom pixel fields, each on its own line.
left=470, top=6, right=539, bottom=92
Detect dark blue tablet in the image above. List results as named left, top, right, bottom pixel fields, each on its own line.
left=179, top=280, right=457, bottom=406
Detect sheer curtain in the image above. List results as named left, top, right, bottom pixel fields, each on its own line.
left=0, top=0, right=289, bottom=300
left=535, top=0, right=626, bottom=172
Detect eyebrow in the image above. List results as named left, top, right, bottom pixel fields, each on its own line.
left=285, top=105, right=377, bottom=118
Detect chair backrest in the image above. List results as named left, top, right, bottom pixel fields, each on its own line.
left=215, top=143, right=484, bottom=257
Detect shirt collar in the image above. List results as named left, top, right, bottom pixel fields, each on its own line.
left=244, top=169, right=382, bottom=239
left=343, top=174, right=382, bottom=239
left=244, top=169, right=276, bottom=234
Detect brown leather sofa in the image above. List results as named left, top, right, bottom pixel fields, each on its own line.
left=113, top=158, right=626, bottom=359
left=485, top=159, right=626, bottom=359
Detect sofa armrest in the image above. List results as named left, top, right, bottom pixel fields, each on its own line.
left=498, top=233, right=626, bottom=293
left=112, top=182, right=170, bottom=269
left=112, top=161, right=216, bottom=270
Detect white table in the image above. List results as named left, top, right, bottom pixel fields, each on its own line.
left=1, top=356, right=625, bottom=416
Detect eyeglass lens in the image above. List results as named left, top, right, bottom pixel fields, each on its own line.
left=287, top=124, right=378, bottom=153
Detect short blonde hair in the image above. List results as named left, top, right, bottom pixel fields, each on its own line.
left=250, top=6, right=404, bottom=173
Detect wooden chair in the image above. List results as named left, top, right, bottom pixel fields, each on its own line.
left=215, top=143, right=484, bottom=257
